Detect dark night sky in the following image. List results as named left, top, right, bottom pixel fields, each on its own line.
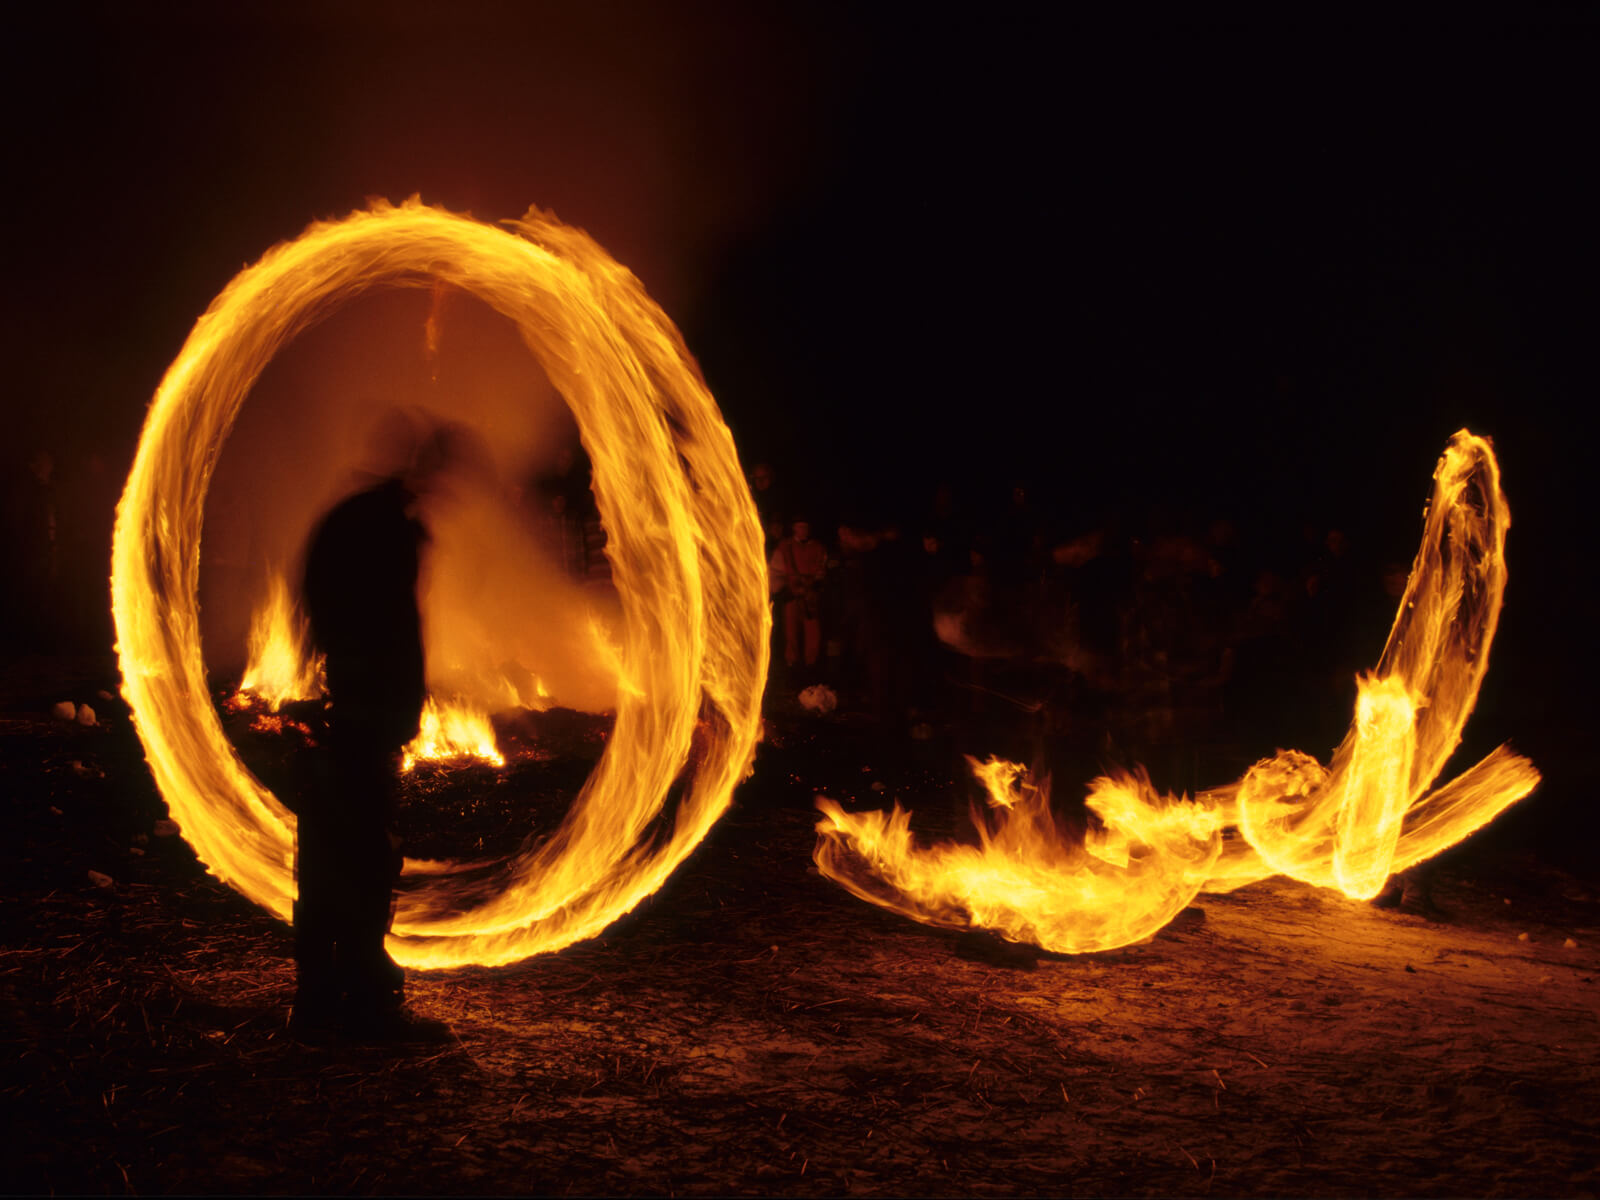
left=4, top=7, right=1596, bottom=785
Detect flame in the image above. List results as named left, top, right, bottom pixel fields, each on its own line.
left=401, top=696, right=505, bottom=772
left=817, top=759, right=1222, bottom=954
left=112, top=200, right=769, bottom=967
left=816, top=431, right=1540, bottom=950
left=236, top=573, right=325, bottom=710
left=235, top=580, right=509, bottom=771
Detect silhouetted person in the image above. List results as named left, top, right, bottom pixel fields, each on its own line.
left=535, top=443, right=598, bottom=580
left=291, top=420, right=460, bottom=1044
left=747, top=461, right=784, bottom=555
left=770, top=518, right=827, bottom=686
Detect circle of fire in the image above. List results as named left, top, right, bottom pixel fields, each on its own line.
left=112, top=201, right=770, bottom=968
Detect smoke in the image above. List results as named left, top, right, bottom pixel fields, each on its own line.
left=419, top=452, right=621, bottom=715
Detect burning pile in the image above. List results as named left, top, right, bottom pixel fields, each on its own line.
left=113, top=201, right=769, bottom=967
left=235, top=574, right=325, bottom=712
left=815, top=431, right=1541, bottom=952
left=231, top=568, right=565, bottom=774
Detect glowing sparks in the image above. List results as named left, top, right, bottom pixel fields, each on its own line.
left=113, top=200, right=769, bottom=968
left=815, top=431, right=1540, bottom=952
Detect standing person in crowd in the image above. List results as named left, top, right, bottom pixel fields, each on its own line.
left=769, top=517, right=827, bottom=686
left=535, top=444, right=595, bottom=580
left=748, top=462, right=785, bottom=556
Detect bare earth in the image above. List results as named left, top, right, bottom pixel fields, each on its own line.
left=2, top=663, right=1597, bottom=1197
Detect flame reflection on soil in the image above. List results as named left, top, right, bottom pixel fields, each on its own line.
left=112, top=201, right=768, bottom=967
left=816, top=431, right=1540, bottom=953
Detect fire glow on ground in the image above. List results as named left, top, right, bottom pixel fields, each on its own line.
left=2, top=678, right=1596, bottom=1196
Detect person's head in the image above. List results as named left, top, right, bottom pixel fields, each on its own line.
left=750, top=463, right=773, bottom=492
left=791, top=519, right=811, bottom=544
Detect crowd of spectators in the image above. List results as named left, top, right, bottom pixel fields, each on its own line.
left=746, top=460, right=1414, bottom=793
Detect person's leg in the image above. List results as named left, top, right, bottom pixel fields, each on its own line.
left=331, top=746, right=405, bottom=1026
left=291, top=746, right=343, bottom=1032
left=336, top=839, right=404, bottom=1023
left=291, top=834, right=340, bottom=1030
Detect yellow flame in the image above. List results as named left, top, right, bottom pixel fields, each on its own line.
left=237, top=572, right=521, bottom=769
left=816, top=431, right=1540, bottom=950
left=112, top=200, right=769, bottom=968
left=816, top=761, right=1221, bottom=955
left=237, top=573, right=326, bottom=710
left=401, top=697, right=505, bottom=772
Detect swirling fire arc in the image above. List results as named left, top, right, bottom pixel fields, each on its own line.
left=112, top=201, right=770, bottom=968
left=815, top=431, right=1541, bottom=953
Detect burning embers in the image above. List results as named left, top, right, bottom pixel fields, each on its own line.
left=112, top=202, right=769, bottom=968
left=401, top=698, right=505, bottom=773
left=815, top=431, right=1540, bottom=953
left=232, top=573, right=526, bottom=773
left=236, top=574, right=325, bottom=712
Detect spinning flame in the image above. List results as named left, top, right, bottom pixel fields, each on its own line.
left=816, top=431, right=1540, bottom=952
left=113, top=201, right=769, bottom=967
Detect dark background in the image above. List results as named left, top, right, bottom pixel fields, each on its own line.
left=3, top=5, right=1594, bottom=821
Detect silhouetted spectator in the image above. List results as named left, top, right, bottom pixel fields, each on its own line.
left=922, top=479, right=970, bottom=568
left=293, top=418, right=462, bottom=1044
left=748, top=462, right=785, bottom=555
left=770, top=518, right=827, bottom=685
left=535, top=444, right=597, bottom=580
left=1303, top=526, right=1366, bottom=733
left=1227, top=566, right=1304, bottom=750
left=993, top=480, right=1045, bottom=590
left=835, top=520, right=920, bottom=727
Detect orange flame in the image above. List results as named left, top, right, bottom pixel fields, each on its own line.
left=235, top=576, right=514, bottom=771
left=401, top=697, right=505, bottom=773
left=817, top=758, right=1222, bottom=954
left=236, top=573, right=325, bottom=710
left=112, top=200, right=769, bottom=967
left=816, top=431, right=1540, bottom=951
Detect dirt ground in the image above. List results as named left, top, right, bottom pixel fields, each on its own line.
left=3, top=655, right=1597, bottom=1197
